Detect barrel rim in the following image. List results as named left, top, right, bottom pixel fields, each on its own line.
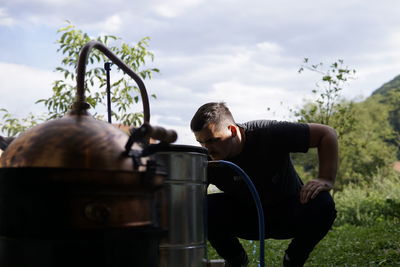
left=146, top=144, right=208, bottom=154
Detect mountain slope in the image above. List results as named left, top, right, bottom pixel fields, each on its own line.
left=372, top=74, right=400, bottom=96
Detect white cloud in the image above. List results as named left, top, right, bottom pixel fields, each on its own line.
left=153, top=0, right=205, bottom=18
left=210, top=80, right=302, bottom=122
left=104, top=15, right=122, bottom=33
left=150, top=114, right=196, bottom=145
left=256, top=42, right=282, bottom=53
left=0, top=63, right=60, bottom=116
left=81, top=14, right=123, bottom=34
left=0, top=8, right=15, bottom=26
left=2, top=0, right=400, bottom=144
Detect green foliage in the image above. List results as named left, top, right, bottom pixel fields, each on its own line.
left=297, top=58, right=356, bottom=126
left=294, top=59, right=356, bottom=187
left=293, top=59, right=397, bottom=189
left=208, top=172, right=400, bottom=266
left=308, top=220, right=400, bottom=267
left=0, top=108, right=45, bottom=137
left=1, top=22, right=159, bottom=138
left=337, top=96, right=397, bottom=184
left=372, top=74, right=400, bottom=96
left=386, top=89, right=400, bottom=138
left=208, top=220, right=400, bottom=266
left=334, top=169, right=400, bottom=226
left=35, top=21, right=159, bottom=126
left=372, top=85, right=400, bottom=157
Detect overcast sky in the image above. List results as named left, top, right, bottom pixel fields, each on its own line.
left=1, top=0, right=400, bottom=145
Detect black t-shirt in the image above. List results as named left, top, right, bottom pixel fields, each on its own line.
left=207, top=120, right=310, bottom=206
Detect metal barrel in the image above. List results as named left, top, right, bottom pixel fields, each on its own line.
left=0, top=167, right=164, bottom=267
left=154, top=145, right=208, bottom=267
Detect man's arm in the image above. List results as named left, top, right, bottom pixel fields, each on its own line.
left=300, top=123, right=338, bottom=204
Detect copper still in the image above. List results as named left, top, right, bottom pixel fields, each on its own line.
left=0, top=41, right=208, bottom=267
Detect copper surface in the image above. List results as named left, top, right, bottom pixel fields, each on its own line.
left=0, top=113, right=138, bottom=170
left=73, top=195, right=154, bottom=228
left=0, top=41, right=168, bottom=232
left=0, top=168, right=165, bottom=230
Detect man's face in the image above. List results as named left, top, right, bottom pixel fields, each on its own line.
left=194, top=123, right=233, bottom=160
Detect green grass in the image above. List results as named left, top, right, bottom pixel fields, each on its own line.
left=208, top=219, right=400, bottom=266
left=208, top=171, right=400, bottom=266
left=307, top=219, right=400, bottom=267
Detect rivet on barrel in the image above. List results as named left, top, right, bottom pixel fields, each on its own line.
left=84, top=202, right=111, bottom=224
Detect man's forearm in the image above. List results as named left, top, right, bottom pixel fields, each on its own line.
left=317, top=127, right=338, bottom=185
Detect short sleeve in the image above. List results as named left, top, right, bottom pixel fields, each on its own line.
left=244, top=120, right=310, bottom=153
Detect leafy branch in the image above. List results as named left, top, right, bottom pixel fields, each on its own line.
left=297, top=58, right=356, bottom=126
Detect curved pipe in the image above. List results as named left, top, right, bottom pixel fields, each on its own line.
left=74, top=41, right=150, bottom=123
left=208, top=160, right=265, bottom=267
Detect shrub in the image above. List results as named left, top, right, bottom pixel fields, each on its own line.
left=334, top=169, right=400, bottom=226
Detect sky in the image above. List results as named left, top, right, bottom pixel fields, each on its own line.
left=1, top=0, right=400, bottom=145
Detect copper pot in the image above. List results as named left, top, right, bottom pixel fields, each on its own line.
left=0, top=41, right=175, bottom=230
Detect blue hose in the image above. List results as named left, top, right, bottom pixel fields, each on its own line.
left=208, top=160, right=265, bottom=267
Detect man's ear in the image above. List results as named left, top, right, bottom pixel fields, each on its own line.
left=228, top=125, right=237, bottom=137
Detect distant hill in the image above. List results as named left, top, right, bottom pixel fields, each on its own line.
left=372, top=74, right=400, bottom=96
left=370, top=74, right=400, bottom=158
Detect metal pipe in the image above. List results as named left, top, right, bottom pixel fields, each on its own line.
left=74, top=41, right=150, bottom=123
left=209, top=160, right=265, bottom=267
left=104, top=62, right=113, bottom=124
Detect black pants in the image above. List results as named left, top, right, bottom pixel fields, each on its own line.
left=207, top=191, right=337, bottom=266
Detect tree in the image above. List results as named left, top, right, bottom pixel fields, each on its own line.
left=0, top=108, right=45, bottom=137
left=293, top=59, right=397, bottom=190
left=372, top=81, right=400, bottom=158
left=296, top=58, right=356, bottom=128
left=0, top=22, right=159, bottom=136
left=338, top=96, right=397, bottom=184
left=294, top=59, right=356, bottom=185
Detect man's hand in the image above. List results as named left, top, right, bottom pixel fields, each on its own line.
left=300, top=178, right=333, bottom=204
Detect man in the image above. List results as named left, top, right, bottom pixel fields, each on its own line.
left=190, top=102, right=337, bottom=267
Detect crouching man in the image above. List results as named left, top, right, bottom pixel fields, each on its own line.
left=190, top=102, right=337, bottom=267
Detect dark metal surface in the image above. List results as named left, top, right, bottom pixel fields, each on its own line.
left=125, top=122, right=178, bottom=153
left=0, top=136, right=15, bottom=151
left=0, top=227, right=163, bottom=267
left=73, top=41, right=150, bottom=123
left=0, top=167, right=164, bottom=233
left=105, top=62, right=113, bottom=124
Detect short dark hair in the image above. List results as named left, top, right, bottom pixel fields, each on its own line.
left=190, top=102, right=235, bottom=132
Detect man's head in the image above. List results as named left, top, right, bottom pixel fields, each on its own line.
left=191, top=102, right=242, bottom=160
